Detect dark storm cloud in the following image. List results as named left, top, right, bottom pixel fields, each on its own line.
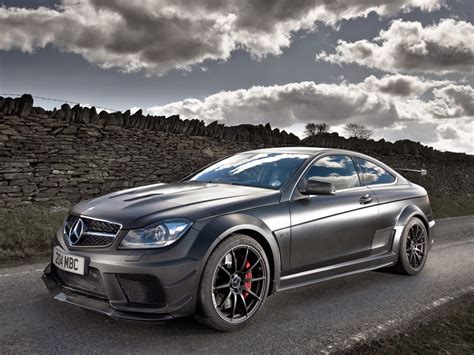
left=0, top=0, right=442, bottom=75
left=317, top=19, right=474, bottom=73
left=363, top=74, right=451, bottom=97
left=0, top=2, right=235, bottom=74
left=376, top=77, right=419, bottom=96
left=430, top=84, right=474, bottom=117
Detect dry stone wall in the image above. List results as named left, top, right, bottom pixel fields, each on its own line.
left=0, top=94, right=472, bottom=208
left=0, top=95, right=296, bottom=208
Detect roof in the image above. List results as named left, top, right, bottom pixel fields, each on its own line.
left=244, top=146, right=350, bottom=156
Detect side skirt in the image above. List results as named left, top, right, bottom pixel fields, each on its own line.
left=277, top=252, right=398, bottom=291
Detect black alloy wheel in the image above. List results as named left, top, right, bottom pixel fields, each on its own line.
left=212, top=245, right=267, bottom=323
left=392, top=217, right=429, bottom=275
left=196, top=234, right=270, bottom=331
left=405, top=223, right=427, bottom=270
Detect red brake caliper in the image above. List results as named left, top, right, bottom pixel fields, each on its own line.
left=243, top=261, right=252, bottom=298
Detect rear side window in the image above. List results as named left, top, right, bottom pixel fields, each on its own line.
left=357, top=159, right=395, bottom=185
left=304, top=155, right=361, bottom=190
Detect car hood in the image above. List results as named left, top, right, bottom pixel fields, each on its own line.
left=70, top=182, right=280, bottom=229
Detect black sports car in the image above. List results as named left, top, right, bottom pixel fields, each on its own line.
left=43, top=147, right=435, bottom=331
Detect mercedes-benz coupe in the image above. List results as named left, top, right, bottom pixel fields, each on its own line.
left=43, top=147, right=435, bottom=331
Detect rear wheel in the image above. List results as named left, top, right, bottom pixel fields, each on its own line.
left=392, top=217, right=428, bottom=275
left=195, top=234, right=270, bottom=331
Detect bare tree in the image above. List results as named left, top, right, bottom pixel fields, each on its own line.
left=304, top=122, right=330, bottom=137
left=304, top=123, right=317, bottom=137
left=315, top=123, right=330, bottom=134
left=343, top=123, right=373, bottom=139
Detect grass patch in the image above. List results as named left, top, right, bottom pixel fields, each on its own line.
left=0, top=205, right=68, bottom=264
left=430, top=194, right=474, bottom=219
left=345, top=292, right=474, bottom=354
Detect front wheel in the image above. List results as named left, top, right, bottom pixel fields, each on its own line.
left=195, top=234, right=270, bottom=331
left=392, top=217, right=429, bottom=275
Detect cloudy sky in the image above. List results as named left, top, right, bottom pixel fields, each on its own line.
left=0, top=0, right=473, bottom=153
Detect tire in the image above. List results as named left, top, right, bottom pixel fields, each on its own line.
left=392, top=217, right=429, bottom=275
left=195, top=234, right=270, bottom=331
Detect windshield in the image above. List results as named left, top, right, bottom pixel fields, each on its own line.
left=188, top=152, right=309, bottom=190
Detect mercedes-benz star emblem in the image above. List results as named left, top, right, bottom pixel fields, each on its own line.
left=67, top=218, right=84, bottom=245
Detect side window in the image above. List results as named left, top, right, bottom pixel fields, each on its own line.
left=304, top=155, right=361, bottom=191
left=357, top=159, right=395, bottom=185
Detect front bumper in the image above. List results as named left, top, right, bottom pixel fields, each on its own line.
left=42, top=245, right=201, bottom=320
left=42, top=265, right=174, bottom=321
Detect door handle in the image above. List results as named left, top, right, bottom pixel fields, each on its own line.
left=359, top=194, right=372, bottom=205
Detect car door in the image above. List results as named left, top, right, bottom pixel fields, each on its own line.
left=355, top=157, right=406, bottom=255
left=288, top=154, right=379, bottom=274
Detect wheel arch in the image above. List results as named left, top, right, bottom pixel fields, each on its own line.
left=392, top=204, right=430, bottom=254
left=232, top=228, right=276, bottom=296
left=192, top=214, right=282, bottom=300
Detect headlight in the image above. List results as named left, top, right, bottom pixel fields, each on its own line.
left=119, top=218, right=192, bottom=249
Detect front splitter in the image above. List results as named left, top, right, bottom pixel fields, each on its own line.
left=42, top=269, right=174, bottom=322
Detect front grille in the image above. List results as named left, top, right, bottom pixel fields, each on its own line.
left=116, top=274, right=165, bottom=305
left=76, top=234, right=115, bottom=246
left=64, top=215, right=121, bottom=247
left=86, top=219, right=121, bottom=234
left=53, top=265, right=106, bottom=298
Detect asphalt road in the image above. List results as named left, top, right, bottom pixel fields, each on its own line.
left=1, top=216, right=473, bottom=354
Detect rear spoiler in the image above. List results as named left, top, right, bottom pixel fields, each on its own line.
left=395, top=168, right=427, bottom=176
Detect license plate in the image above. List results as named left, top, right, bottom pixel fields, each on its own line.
left=52, top=247, right=86, bottom=275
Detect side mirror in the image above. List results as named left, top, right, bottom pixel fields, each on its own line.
left=302, top=178, right=336, bottom=195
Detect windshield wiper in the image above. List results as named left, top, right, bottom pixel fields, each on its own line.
left=201, top=180, right=245, bottom=186
left=201, top=180, right=273, bottom=190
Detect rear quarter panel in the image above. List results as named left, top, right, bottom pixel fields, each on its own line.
left=370, top=182, right=432, bottom=227
left=367, top=182, right=433, bottom=255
